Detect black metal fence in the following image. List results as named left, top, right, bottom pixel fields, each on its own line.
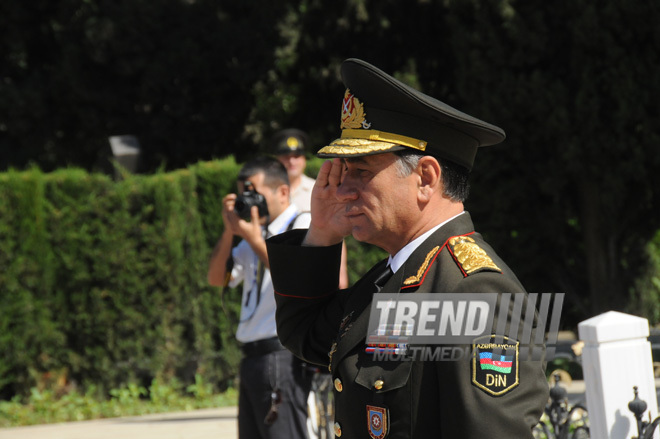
left=628, top=385, right=660, bottom=439
left=534, top=374, right=590, bottom=439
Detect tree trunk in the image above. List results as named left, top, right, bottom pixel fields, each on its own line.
left=579, top=179, right=620, bottom=315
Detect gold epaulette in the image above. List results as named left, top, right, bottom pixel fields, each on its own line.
left=448, top=235, right=501, bottom=275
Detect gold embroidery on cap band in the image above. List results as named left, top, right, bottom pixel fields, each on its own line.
left=317, top=140, right=400, bottom=156
left=341, top=129, right=427, bottom=151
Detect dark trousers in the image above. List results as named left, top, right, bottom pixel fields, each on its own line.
left=238, top=348, right=312, bottom=439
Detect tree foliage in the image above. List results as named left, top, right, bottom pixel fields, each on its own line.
left=446, top=0, right=660, bottom=322
left=1, top=0, right=659, bottom=327
left=264, top=0, right=660, bottom=325
left=0, top=162, right=243, bottom=399
left=0, top=0, right=293, bottom=172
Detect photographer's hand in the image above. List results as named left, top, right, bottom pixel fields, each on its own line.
left=209, top=199, right=269, bottom=286
left=237, top=206, right=269, bottom=267
left=220, top=193, right=241, bottom=236
left=208, top=193, right=240, bottom=286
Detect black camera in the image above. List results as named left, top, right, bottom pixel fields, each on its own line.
left=234, top=181, right=269, bottom=220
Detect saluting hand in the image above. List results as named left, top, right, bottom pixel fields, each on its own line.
left=305, top=158, right=352, bottom=246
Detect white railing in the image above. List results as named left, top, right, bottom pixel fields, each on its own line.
left=578, top=311, right=658, bottom=439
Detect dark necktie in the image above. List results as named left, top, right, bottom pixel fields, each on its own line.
left=373, top=264, right=394, bottom=293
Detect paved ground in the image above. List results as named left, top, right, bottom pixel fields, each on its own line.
left=0, top=380, right=650, bottom=439
left=0, top=406, right=238, bottom=439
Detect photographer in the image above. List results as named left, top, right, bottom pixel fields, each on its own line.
left=208, top=156, right=312, bottom=439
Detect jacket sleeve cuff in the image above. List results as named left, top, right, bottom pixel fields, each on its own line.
left=266, top=229, right=342, bottom=298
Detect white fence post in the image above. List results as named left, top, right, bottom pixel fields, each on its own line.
left=578, top=311, right=658, bottom=439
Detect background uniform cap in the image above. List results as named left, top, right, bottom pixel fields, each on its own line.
left=317, top=58, right=506, bottom=170
left=271, top=128, right=309, bottom=155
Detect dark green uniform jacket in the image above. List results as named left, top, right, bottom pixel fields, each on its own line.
left=266, top=212, right=548, bottom=439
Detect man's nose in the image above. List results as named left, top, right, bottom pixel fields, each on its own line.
left=336, top=177, right=359, bottom=202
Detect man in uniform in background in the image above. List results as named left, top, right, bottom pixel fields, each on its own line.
left=272, top=129, right=348, bottom=439
left=266, top=59, right=548, bottom=438
left=271, top=128, right=316, bottom=212
left=272, top=128, right=349, bottom=289
left=208, top=157, right=312, bottom=439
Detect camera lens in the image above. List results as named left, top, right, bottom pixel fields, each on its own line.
left=234, top=196, right=251, bottom=219
left=234, top=198, right=247, bottom=211
left=234, top=188, right=268, bottom=220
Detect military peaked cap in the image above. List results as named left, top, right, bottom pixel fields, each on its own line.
left=271, top=128, right=310, bottom=155
left=317, top=58, right=506, bottom=170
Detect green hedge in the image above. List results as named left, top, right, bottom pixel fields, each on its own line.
left=0, top=159, right=239, bottom=399
left=0, top=157, right=385, bottom=400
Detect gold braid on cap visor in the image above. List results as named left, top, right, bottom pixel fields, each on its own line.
left=318, top=129, right=428, bottom=155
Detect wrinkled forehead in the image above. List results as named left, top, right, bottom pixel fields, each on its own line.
left=343, top=157, right=368, bottom=165
left=342, top=153, right=397, bottom=168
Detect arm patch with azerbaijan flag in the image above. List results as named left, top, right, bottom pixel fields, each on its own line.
left=471, top=335, right=519, bottom=396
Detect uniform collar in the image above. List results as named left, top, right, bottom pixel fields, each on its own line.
left=332, top=212, right=476, bottom=369
left=389, top=211, right=465, bottom=273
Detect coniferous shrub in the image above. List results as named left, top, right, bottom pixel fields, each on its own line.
left=0, top=156, right=385, bottom=400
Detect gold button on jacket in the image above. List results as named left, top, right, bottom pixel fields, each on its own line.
left=333, top=421, right=342, bottom=437
left=268, top=213, right=549, bottom=439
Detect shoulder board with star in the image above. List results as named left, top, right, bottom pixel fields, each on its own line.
left=447, top=235, right=501, bottom=276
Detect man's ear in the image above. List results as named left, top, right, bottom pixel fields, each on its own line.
left=278, top=184, right=290, bottom=202
left=416, top=156, right=441, bottom=202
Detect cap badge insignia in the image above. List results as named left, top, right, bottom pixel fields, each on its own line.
left=341, top=89, right=371, bottom=130
left=471, top=335, right=519, bottom=396
left=286, top=136, right=300, bottom=149
left=448, top=235, right=501, bottom=275
left=366, top=405, right=389, bottom=439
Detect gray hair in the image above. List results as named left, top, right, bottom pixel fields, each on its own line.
left=393, top=151, right=470, bottom=202
left=393, top=151, right=422, bottom=177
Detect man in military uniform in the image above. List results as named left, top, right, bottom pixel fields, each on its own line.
left=271, top=128, right=316, bottom=212
left=266, top=59, right=548, bottom=438
left=271, top=128, right=350, bottom=290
